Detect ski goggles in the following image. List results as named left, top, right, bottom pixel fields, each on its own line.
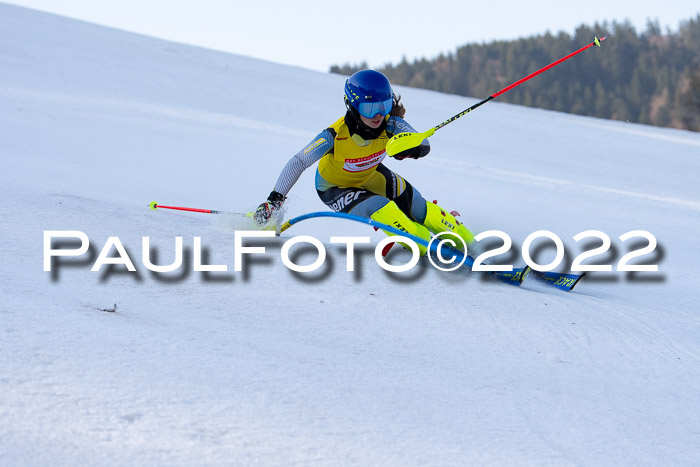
left=357, top=98, right=393, bottom=118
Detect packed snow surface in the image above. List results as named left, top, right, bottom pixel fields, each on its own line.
left=2, top=3, right=700, bottom=465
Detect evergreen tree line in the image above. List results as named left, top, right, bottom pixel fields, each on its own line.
left=331, top=17, right=700, bottom=131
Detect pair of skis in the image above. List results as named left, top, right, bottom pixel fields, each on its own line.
left=278, top=211, right=584, bottom=292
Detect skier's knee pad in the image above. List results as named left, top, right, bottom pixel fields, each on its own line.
left=422, top=202, right=474, bottom=250
left=370, top=201, right=431, bottom=255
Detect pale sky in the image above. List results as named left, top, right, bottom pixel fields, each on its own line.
left=5, top=0, right=699, bottom=72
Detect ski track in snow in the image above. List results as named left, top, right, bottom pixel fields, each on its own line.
left=573, top=117, right=700, bottom=148
left=0, top=86, right=312, bottom=138
left=427, top=156, right=700, bottom=212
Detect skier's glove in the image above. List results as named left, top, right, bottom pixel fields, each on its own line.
left=254, top=190, right=286, bottom=224
left=392, top=144, right=430, bottom=160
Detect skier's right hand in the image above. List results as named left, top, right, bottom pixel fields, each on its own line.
left=254, top=190, right=285, bottom=224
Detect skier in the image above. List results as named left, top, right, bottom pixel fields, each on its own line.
left=254, top=69, right=475, bottom=254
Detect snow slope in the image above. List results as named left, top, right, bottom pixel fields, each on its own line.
left=2, top=3, right=700, bottom=465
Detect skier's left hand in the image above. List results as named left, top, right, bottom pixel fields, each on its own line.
left=391, top=145, right=429, bottom=160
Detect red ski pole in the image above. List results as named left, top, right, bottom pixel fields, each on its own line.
left=148, top=201, right=245, bottom=216
left=386, top=36, right=607, bottom=156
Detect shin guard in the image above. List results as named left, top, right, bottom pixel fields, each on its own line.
left=370, top=201, right=431, bottom=255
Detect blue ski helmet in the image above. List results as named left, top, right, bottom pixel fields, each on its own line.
left=344, top=70, right=393, bottom=118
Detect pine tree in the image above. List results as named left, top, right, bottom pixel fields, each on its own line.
left=680, top=66, right=700, bottom=130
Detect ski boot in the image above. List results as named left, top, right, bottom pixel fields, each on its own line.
left=421, top=201, right=475, bottom=251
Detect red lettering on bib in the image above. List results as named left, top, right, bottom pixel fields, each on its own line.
left=342, top=150, right=386, bottom=173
